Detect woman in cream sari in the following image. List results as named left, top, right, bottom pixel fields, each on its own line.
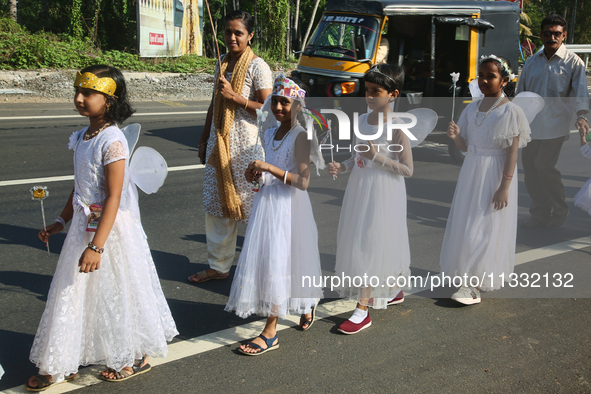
left=189, top=10, right=272, bottom=283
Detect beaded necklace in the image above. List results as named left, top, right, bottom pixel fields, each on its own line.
left=474, top=95, right=504, bottom=127
left=84, top=122, right=113, bottom=141
left=271, top=124, right=297, bottom=150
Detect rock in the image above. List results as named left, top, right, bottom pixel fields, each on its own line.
left=0, top=69, right=287, bottom=103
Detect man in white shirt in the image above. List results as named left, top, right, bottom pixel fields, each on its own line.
left=517, top=14, right=589, bottom=228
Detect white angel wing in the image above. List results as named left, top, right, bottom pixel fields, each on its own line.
left=121, top=123, right=141, bottom=153
left=512, top=92, right=545, bottom=124
left=129, top=147, right=168, bottom=194
left=468, top=79, right=484, bottom=100
left=405, top=108, right=439, bottom=148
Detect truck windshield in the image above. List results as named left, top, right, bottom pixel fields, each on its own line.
left=304, top=14, right=380, bottom=60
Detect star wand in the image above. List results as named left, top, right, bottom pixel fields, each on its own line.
left=450, top=72, right=460, bottom=122
left=30, top=186, right=50, bottom=255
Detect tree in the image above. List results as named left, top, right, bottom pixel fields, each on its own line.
left=301, top=0, right=320, bottom=52
left=524, top=0, right=591, bottom=45
left=8, top=0, right=15, bottom=21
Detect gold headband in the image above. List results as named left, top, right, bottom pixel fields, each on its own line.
left=74, top=71, right=117, bottom=96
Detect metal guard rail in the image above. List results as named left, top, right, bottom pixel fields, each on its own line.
left=565, top=44, right=591, bottom=69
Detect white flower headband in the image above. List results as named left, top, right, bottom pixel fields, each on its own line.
left=480, top=54, right=516, bottom=81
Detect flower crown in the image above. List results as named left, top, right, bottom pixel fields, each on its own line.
left=272, top=74, right=305, bottom=101
left=479, top=54, right=516, bottom=81
left=74, top=71, right=117, bottom=96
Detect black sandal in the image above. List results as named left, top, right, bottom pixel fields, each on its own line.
left=25, top=373, right=78, bottom=392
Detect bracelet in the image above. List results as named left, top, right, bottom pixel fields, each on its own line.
left=502, top=173, right=513, bottom=180
left=199, top=142, right=207, bottom=147
left=372, top=152, right=379, bottom=162
left=54, top=216, right=66, bottom=227
left=283, top=171, right=289, bottom=184
left=87, top=242, right=104, bottom=254
left=244, top=99, right=249, bottom=110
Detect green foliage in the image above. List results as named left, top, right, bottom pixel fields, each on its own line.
left=70, top=0, right=83, bottom=41
left=256, top=0, right=288, bottom=60
left=1, top=0, right=326, bottom=69
left=0, top=17, right=218, bottom=72
left=201, top=0, right=328, bottom=62
left=524, top=0, right=591, bottom=45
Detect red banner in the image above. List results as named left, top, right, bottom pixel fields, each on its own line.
left=149, top=33, right=165, bottom=46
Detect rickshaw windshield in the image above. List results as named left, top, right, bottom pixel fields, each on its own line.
left=304, top=14, right=381, bottom=61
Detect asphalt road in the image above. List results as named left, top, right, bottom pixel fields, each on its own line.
left=1, top=100, right=590, bottom=393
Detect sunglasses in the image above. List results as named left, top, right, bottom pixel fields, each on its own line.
left=542, top=31, right=564, bottom=38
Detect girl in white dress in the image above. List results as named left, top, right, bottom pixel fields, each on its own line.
left=573, top=130, right=591, bottom=215
left=26, top=65, right=178, bottom=391
left=441, top=56, right=530, bottom=305
left=225, top=75, right=324, bottom=355
left=328, top=64, right=413, bottom=335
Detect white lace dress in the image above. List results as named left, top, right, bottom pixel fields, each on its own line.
left=334, top=114, right=414, bottom=309
left=203, top=56, right=273, bottom=222
left=225, top=126, right=323, bottom=319
left=573, top=144, right=591, bottom=215
left=29, top=126, right=178, bottom=382
left=439, top=101, right=530, bottom=291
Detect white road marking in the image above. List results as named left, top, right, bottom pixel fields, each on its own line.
left=0, top=111, right=207, bottom=121
left=2, top=234, right=591, bottom=393
left=0, top=165, right=205, bottom=187
left=167, top=164, right=205, bottom=172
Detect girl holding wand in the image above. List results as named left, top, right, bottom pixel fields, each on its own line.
left=225, top=75, right=324, bottom=355
left=26, top=65, right=177, bottom=391
left=328, top=64, right=413, bottom=334
left=441, top=55, right=530, bottom=305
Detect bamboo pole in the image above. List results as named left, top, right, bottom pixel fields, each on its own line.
left=204, top=0, right=221, bottom=66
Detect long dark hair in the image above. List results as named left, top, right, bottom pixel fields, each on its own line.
left=79, top=65, right=135, bottom=124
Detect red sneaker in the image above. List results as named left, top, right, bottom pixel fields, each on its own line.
left=387, top=291, right=404, bottom=306
left=337, top=314, right=372, bottom=335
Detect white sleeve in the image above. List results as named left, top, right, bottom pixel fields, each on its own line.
left=492, top=104, right=532, bottom=149
left=103, top=140, right=127, bottom=165
left=370, top=129, right=414, bottom=177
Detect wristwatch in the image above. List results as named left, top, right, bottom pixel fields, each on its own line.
left=577, top=114, right=589, bottom=123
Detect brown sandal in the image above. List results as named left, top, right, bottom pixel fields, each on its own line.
left=188, top=270, right=229, bottom=283
left=100, top=356, right=151, bottom=382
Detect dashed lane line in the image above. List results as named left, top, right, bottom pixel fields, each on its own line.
left=0, top=165, right=205, bottom=187
left=0, top=111, right=207, bottom=121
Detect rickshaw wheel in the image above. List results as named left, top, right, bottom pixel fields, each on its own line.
left=448, top=143, right=466, bottom=163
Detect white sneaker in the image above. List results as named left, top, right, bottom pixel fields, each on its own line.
left=451, top=286, right=481, bottom=305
